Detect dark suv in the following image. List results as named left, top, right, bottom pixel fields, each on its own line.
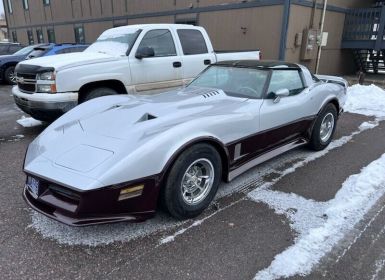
left=0, top=43, right=88, bottom=85
left=0, top=42, right=24, bottom=55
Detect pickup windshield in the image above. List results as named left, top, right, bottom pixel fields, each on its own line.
left=85, top=29, right=141, bottom=56
left=189, top=66, right=269, bottom=99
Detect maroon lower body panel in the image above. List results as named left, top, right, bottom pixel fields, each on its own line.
left=23, top=175, right=161, bottom=226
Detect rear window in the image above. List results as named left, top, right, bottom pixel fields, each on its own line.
left=26, top=48, right=48, bottom=59
left=177, top=29, right=208, bottom=55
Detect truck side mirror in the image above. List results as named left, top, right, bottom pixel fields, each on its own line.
left=135, top=47, right=155, bottom=59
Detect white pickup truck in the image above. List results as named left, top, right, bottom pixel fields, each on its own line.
left=13, top=24, right=260, bottom=121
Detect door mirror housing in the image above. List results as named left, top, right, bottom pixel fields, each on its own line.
left=269, top=88, right=290, bottom=103
left=275, top=88, right=290, bottom=97
left=135, top=47, right=155, bottom=59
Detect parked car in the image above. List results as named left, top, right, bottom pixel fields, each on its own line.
left=13, top=24, right=260, bottom=122
left=25, top=43, right=89, bottom=60
left=0, top=44, right=40, bottom=84
left=22, top=60, right=347, bottom=226
left=0, top=42, right=24, bottom=55
left=1, top=43, right=88, bottom=85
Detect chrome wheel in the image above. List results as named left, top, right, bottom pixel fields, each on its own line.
left=181, top=158, right=215, bottom=205
left=9, top=71, right=16, bottom=83
left=320, top=112, right=335, bottom=143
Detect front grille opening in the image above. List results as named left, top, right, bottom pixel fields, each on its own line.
left=18, top=83, right=36, bottom=93
left=17, top=73, right=37, bottom=93
left=48, top=184, right=81, bottom=203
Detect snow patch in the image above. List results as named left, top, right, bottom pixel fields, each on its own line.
left=345, top=84, right=385, bottom=118
left=250, top=153, right=385, bottom=280
left=17, top=116, right=43, bottom=127
left=30, top=212, right=184, bottom=246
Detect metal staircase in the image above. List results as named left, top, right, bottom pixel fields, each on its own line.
left=342, top=2, right=385, bottom=73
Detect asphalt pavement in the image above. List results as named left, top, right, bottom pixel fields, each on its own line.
left=1, top=85, right=385, bottom=280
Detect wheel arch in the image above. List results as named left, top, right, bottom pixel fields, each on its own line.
left=78, top=79, right=127, bottom=102
left=307, top=98, right=340, bottom=139
left=1, top=62, right=18, bottom=78
left=160, top=137, right=230, bottom=185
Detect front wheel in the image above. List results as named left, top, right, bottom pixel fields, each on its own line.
left=80, top=87, right=118, bottom=103
left=4, top=66, right=16, bottom=85
left=163, top=143, right=222, bottom=219
left=309, top=103, right=337, bottom=151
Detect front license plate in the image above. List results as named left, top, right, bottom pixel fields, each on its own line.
left=26, top=176, right=40, bottom=198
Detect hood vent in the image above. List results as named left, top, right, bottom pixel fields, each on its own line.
left=201, top=91, right=220, bottom=98
left=137, top=113, right=157, bottom=123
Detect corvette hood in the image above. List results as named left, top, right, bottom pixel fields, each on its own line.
left=78, top=87, right=248, bottom=139
left=18, top=51, right=119, bottom=71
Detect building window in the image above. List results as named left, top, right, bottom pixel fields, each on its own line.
left=27, top=30, right=34, bottom=44
left=7, top=0, right=13, bottom=13
left=23, top=0, right=29, bottom=10
left=47, top=28, right=55, bottom=43
left=12, top=31, right=17, bottom=42
left=36, top=29, right=44, bottom=43
left=74, top=26, right=85, bottom=44
left=43, top=0, right=50, bottom=6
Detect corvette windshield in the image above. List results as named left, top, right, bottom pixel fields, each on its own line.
left=85, top=29, right=141, bottom=56
left=189, top=66, right=269, bottom=99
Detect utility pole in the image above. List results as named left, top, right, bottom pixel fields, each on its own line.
left=315, top=0, right=328, bottom=74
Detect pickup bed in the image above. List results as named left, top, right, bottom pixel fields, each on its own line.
left=13, top=24, right=260, bottom=121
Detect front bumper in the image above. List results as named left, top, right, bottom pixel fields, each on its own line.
left=23, top=175, right=160, bottom=226
left=12, top=86, right=78, bottom=121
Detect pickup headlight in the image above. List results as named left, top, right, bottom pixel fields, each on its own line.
left=36, top=71, right=57, bottom=93
left=37, top=71, right=55, bottom=81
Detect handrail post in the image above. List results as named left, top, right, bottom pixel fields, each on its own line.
left=374, top=5, right=385, bottom=51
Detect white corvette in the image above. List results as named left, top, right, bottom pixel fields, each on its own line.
left=23, top=60, right=347, bottom=226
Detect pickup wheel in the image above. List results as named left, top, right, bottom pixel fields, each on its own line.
left=4, top=66, right=16, bottom=85
left=81, top=87, right=119, bottom=103
left=309, top=103, right=337, bottom=151
left=163, top=144, right=222, bottom=220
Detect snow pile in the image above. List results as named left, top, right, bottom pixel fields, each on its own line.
left=345, top=84, right=385, bottom=118
left=16, top=116, right=43, bottom=127
left=30, top=212, right=184, bottom=246
left=250, top=153, right=385, bottom=280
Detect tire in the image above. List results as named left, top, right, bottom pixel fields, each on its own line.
left=4, top=66, right=16, bottom=85
left=81, top=87, right=118, bottom=103
left=309, top=103, right=337, bottom=151
left=163, top=143, right=222, bottom=219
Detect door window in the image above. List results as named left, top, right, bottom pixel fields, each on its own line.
left=36, top=29, right=44, bottom=43
left=47, top=28, right=55, bottom=43
left=138, top=29, right=176, bottom=57
left=267, top=70, right=305, bottom=96
left=74, top=26, right=85, bottom=44
left=177, top=29, right=208, bottom=55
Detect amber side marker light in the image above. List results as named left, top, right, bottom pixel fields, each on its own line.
left=118, top=184, right=144, bottom=201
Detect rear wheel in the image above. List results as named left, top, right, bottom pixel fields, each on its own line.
left=4, top=66, right=16, bottom=85
left=163, top=144, right=222, bottom=219
left=309, top=103, right=337, bottom=151
left=81, top=87, right=119, bottom=103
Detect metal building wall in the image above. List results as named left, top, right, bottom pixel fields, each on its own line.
left=2, top=0, right=376, bottom=74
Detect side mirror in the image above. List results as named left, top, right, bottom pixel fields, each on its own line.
left=135, top=46, right=155, bottom=59
left=270, top=88, right=290, bottom=103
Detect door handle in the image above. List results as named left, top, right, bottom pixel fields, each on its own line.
left=173, top=61, right=182, bottom=68
left=204, top=59, right=211, bottom=65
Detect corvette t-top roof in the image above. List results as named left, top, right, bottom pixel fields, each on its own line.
left=215, top=60, right=300, bottom=70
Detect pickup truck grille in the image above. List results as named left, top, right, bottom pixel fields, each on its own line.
left=16, top=73, right=36, bottom=94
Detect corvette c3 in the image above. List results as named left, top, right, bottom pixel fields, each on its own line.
left=23, top=60, right=347, bottom=226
